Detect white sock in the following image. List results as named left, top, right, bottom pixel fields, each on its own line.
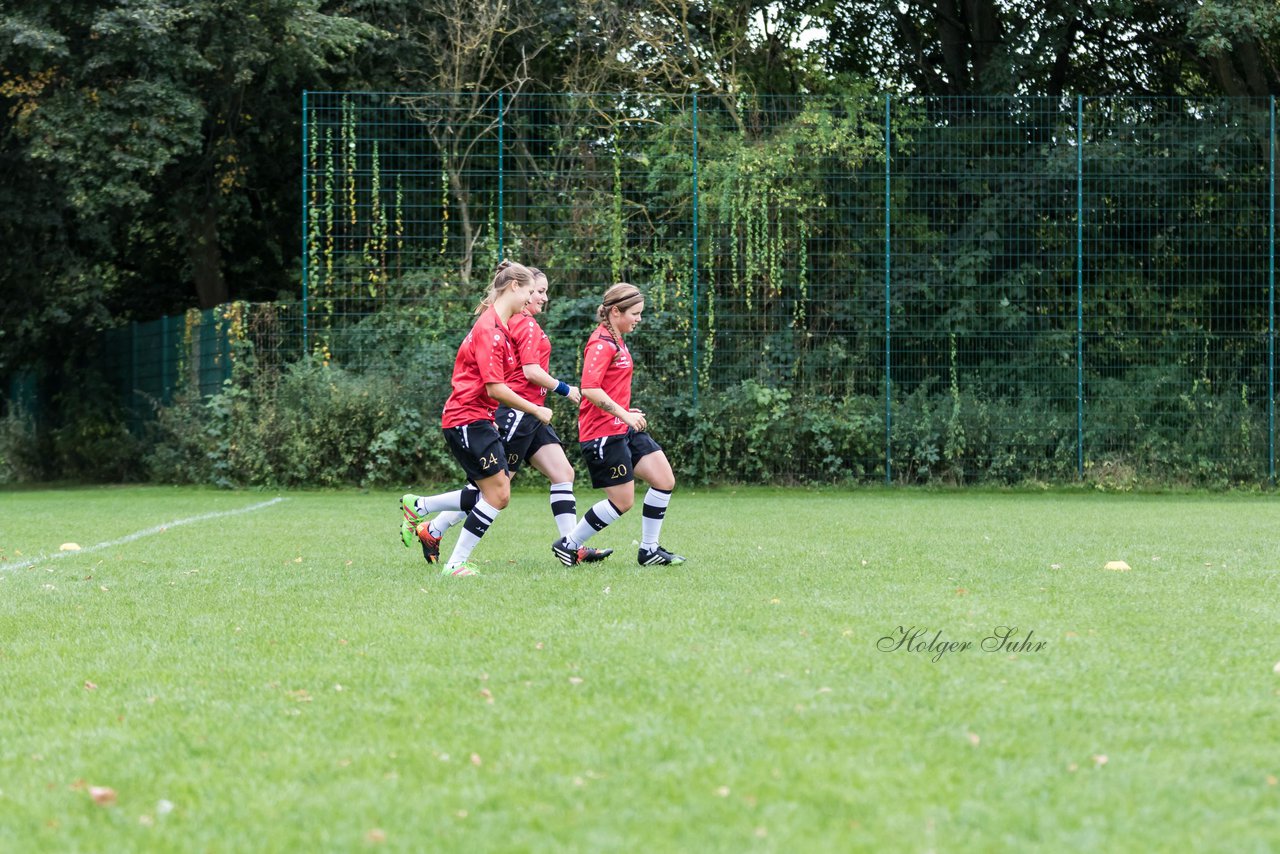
left=565, top=499, right=622, bottom=548
left=414, top=490, right=466, bottom=515
left=428, top=511, right=466, bottom=540
left=639, top=487, right=672, bottom=551
left=549, top=482, right=577, bottom=537
left=445, top=497, right=501, bottom=568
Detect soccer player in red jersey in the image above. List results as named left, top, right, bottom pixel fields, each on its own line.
left=415, top=267, right=612, bottom=564
left=399, top=261, right=551, bottom=577
left=552, top=283, right=687, bottom=567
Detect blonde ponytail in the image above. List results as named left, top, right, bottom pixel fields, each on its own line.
left=475, top=260, right=533, bottom=314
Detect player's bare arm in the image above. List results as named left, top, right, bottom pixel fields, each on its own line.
left=582, top=388, right=645, bottom=431
left=487, top=381, right=553, bottom=424
left=523, top=363, right=581, bottom=404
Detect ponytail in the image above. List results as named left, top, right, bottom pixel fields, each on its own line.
left=475, top=260, right=534, bottom=314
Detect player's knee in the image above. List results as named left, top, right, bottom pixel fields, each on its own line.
left=484, top=485, right=511, bottom=509
left=612, top=495, right=635, bottom=513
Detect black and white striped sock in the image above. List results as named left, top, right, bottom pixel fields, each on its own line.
left=639, top=487, right=672, bottom=551
left=565, top=498, right=622, bottom=548
left=549, top=481, right=577, bottom=538
left=427, top=486, right=477, bottom=539
left=445, top=497, right=501, bottom=568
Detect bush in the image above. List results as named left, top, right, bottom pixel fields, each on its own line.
left=0, top=407, right=43, bottom=484
left=146, top=356, right=453, bottom=488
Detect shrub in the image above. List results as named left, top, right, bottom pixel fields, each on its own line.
left=146, top=356, right=453, bottom=488
left=0, top=407, right=43, bottom=484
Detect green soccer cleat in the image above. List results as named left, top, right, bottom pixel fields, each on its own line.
left=400, top=494, right=424, bottom=548
left=441, top=562, right=479, bottom=577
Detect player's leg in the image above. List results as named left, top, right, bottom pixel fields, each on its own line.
left=400, top=485, right=475, bottom=552
left=439, top=469, right=509, bottom=576
left=427, top=422, right=510, bottom=576
left=632, top=441, right=685, bottom=566
left=552, top=435, right=633, bottom=566
left=422, top=407, right=534, bottom=558
left=531, top=441, right=614, bottom=563
left=528, top=441, right=575, bottom=534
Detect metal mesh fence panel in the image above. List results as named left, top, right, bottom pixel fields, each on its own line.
left=45, top=92, right=1274, bottom=485
left=296, top=92, right=1278, bottom=485
left=1081, top=97, right=1274, bottom=483
left=889, top=96, right=1081, bottom=483
left=97, top=303, right=303, bottom=430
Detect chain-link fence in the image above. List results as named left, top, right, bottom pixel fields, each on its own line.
left=297, top=92, right=1277, bottom=484
left=12, top=93, right=1271, bottom=485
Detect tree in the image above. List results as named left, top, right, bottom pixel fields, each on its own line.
left=1, top=0, right=381, bottom=329
left=819, top=0, right=1278, bottom=97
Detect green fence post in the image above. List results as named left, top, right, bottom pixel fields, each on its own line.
left=301, top=90, right=310, bottom=356
left=1270, top=95, right=1276, bottom=485
left=884, top=93, right=892, bottom=485
left=160, top=314, right=169, bottom=405
left=1076, top=95, right=1085, bottom=480
left=498, top=91, right=504, bottom=261
left=691, top=93, right=700, bottom=410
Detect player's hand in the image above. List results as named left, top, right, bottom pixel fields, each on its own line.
left=628, top=408, right=647, bottom=432
left=534, top=405, right=553, bottom=425
left=568, top=385, right=582, bottom=405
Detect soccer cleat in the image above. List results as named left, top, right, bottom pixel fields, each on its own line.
left=401, top=494, right=424, bottom=523
left=552, top=538, right=614, bottom=566
left=552, top=537, right=581, bottom=566
left=441, top=562, right=479, bottom=577
left=416, top=521, right=441, bottom=564
left=399, top=494, right=424, bottom=549
left=638, top=545, right=687, bottom=566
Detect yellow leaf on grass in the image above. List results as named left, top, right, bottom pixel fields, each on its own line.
left=60, top=543, right=81, bottom=552
left=1103, top=561, right=1131, bottom=571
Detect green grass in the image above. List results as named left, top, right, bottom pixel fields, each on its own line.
left=2, top=485, right=1278, bottom=852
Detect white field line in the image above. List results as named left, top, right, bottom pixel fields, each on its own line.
left=2, top=497, right=288, bottom=572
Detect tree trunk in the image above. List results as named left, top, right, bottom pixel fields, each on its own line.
left=188, top=204, right=228, bottom=309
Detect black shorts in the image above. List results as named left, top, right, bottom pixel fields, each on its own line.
left=495, top=406, right=563, bottom=474
left=442, top=420, right=509, bottom=484
left=579, top=428, right=663, bottom=489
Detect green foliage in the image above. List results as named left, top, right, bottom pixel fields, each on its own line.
left=669, top=380, right=882, bottom=484
left=0, top=407, right=43, bottom=484
left=44, top=374, right=146, bottom=483
left=145, top=356, right=452, bottom=489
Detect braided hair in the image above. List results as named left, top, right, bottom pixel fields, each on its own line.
left=596, top=282, right=643, bottom=344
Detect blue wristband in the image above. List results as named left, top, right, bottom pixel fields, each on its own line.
left=554, top=381, right=571, bottom=397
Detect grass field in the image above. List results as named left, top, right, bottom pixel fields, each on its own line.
left=2, top=485, right=1278, bottom=852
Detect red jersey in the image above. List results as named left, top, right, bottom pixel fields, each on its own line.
left=441, top=307, right=518, bottom=428
left=578, top=324, right=633, bottom=442
left=506, top=311, right=551, bottom=404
